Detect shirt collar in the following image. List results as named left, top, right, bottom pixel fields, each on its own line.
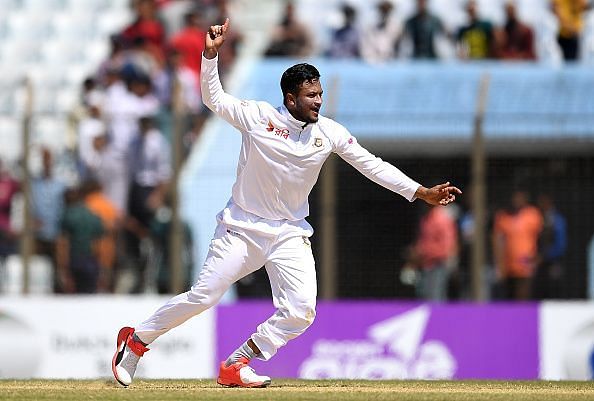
left=279, top=105, right=309, bottom=130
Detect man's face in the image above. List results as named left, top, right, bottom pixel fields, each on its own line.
left=287, top=79, right=323, bottom=124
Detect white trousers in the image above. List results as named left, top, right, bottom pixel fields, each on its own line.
left=135, top=222, right=317, bottom=360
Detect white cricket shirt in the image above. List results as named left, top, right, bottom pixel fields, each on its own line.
left=201, top=55, right=420, bottom=235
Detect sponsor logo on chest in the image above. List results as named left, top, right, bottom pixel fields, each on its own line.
left=266, top=120, right=290, bottom=139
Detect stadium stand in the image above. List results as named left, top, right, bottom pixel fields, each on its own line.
left=1, top=0, right=593, bottom=299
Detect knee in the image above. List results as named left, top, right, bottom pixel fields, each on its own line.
left=289, top=303, right=316, bottom=333
left=187, top=280, right=225, bottom=308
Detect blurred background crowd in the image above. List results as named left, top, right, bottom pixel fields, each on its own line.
left=0, top=0, right=593, bottom=302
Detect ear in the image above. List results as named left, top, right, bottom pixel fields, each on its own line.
left=286, top=92, right=296, bottom=106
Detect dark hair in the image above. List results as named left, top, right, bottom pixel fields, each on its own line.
left=280, top=63, right=320, bottom=99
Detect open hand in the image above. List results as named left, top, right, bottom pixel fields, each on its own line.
left=416, top=182, right=462, bottom=206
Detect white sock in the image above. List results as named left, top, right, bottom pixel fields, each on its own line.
left=225, top=341, right=257, bottom=367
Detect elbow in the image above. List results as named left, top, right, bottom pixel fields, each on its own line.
left=201, top=92, right=213, bottom=111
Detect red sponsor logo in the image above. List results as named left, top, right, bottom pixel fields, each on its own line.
left=266, top=120, right=290, bottom=139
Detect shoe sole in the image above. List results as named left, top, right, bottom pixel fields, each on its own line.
left=112, top=327, right=134, bottom=387
left=217, top=378, right=271, bottom=388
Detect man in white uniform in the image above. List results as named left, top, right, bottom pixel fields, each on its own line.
left=112, top=19, right=461, bottom=388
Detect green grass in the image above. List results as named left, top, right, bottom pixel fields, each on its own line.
left=1, top=379, right=594, bottom=401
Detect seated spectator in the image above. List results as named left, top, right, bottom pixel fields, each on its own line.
left=326, top=3, right=361, bottom=59
left=361, top=1, right=402, bottom=64
left=121, top=0, right=166, bottom=65
left=456, top=0, right=495, bottom=59
left=264, top=1, right=313, bottom=57
left=495, top=1, right=536, bottom=60
left=56, top=187, right=104, bottom=294
left=403, top=0, right=446, bottom=59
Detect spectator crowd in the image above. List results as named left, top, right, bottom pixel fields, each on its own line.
left=0, top=0, right=584, bottom=298
left=0, top=0, right=242, bottom=295
left=266, top=0, right=593, bottom=63
left=401, top=189, right=567, bottom=302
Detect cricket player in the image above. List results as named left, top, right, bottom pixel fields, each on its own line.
left=112, top=18, right=461, bottom=388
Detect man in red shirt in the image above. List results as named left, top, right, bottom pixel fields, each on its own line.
left=170, top=10, right=205, bottom=84
left=122, top=0, right=166, bottom=65
left=496, top=1, right=536, bottom=60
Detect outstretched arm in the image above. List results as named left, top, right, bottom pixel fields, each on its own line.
left=414, top=182, right=462, bottom=206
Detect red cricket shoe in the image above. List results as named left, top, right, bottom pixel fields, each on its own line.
left=111, top=327, right=149, bottom=387
left=217, top=357, right=271, bottom=388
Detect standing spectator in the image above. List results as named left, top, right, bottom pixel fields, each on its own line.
left=403, top=0, right=446, bottom=59
left=97, top=35, right=128, bottom=87
left=264, top=1, right=313, bottom=57
left=56, top=187, right=104, bottom=293
left=149, top=197, right=193, bottom=294
left=153, top=48, right=201, bottom=115
left=120, top=37, right=162, bottom=83
left=31, top=148, right=66, bottom=292
left=0, top=160, right=20, bottom=262
left=83, top=179, right=121, bottom=293
left=495, top=1, right=536, bottom=60
left=128, top=115, right=171, bottom=229
left=170, top=10, right=206, bottom=83
left=213, top=0, right=243, bottom=77
left=103, top=70, right=159, bottom=212
left=326, top=4, right=361, bottom=59
left=126, top=115, right=171, bottom=292
left=551, top=0, right=590, bottom=60
left=361, top=1, right=402, bottom=64
left=122, top=0, right=167, bottom=65
left=456, top=0, right=495, bottom=59
left=533, top=194, right=567, bottom=299
left=493, top=190, right=543, bottom=300
left=78, top=101, right=106, bottom=179
left=412, top=205, right=458, bottom=301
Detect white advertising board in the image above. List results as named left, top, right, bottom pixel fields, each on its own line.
left=540, top=301, right=594, bottom=380
left=0, top=296, right=215, bottom=379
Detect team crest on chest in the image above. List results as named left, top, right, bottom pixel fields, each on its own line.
left=314, top=138, right=323, bottom=147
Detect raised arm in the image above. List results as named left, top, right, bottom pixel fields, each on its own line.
left=204, top=18, right=229, bottom=60
left=201, top=18, right=261, bottom=131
